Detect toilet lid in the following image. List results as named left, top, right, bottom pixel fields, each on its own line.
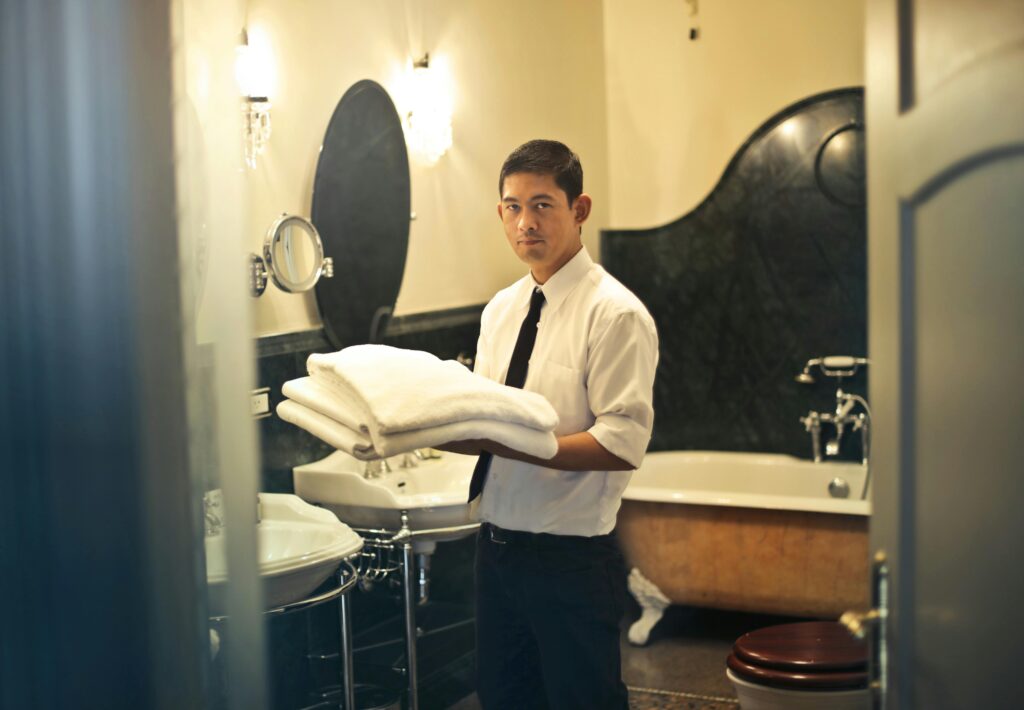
left=727, top=652, right=868, bottom=691
left=734, top=621, right=867, bottom=671
left=728, top=621, right=869, bottom=691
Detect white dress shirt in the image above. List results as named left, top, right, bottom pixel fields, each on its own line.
left=473, top=246, right=659, bottom=536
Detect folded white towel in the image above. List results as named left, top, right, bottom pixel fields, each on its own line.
left=306, top=345, right=558, bottom=438
left=282, top=376, right=365, bottom=434
left=277, top=400, right=375, bottom=457
left=276, top=399, right=558, bottom=461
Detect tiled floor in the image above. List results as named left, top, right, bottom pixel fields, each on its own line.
left=447, top=605, right=801, bottom=709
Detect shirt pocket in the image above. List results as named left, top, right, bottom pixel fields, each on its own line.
left=529, top=359, right=592, bottom=435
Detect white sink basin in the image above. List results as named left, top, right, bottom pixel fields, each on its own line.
left=293, top=450, right=479, bottom=542
left=206, top=493, right=363, bottom=614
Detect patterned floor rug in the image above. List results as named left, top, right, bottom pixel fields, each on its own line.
left=628, top=686, right=739, bottom=709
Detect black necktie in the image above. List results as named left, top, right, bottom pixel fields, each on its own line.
left=468, top=287, right=546, bottom=502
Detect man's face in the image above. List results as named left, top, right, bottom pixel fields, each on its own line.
left=498, top=172, right=591, bottom=284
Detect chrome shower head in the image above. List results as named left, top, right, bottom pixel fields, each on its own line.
left=795, top=370, right=816, bottom=384
left=795, top=357, right=822, bottom=384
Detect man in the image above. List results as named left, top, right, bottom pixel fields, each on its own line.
left=445, top=139, right=658, bottom=709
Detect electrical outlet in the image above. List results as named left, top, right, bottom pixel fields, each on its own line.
left=251, top=387, right=271, bottom=418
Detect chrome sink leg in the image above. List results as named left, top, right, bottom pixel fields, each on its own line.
left=400, top=511, right=419, bottom=710
left=338, top=576, right=354, bottom=710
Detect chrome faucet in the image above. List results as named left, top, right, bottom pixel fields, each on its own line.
left=202, top=490, right=262, bottom=534
left=363, top=457, right=392, bottom=479
left=397, top=448, right=444, bottom=469
left=203, top=489, right=224, bottom=537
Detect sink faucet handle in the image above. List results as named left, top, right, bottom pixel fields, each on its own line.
left=800, top=411, right=824, bottom=463
left=800, top=411, right=821, bottom=430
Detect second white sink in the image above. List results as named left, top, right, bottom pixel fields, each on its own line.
left=206, top=493, right=364, bottom=614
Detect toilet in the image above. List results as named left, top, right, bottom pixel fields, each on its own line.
left=726, top=621, right=871, bottom=710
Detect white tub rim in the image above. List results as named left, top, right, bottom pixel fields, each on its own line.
left=624, top=450, right=871, bottom=517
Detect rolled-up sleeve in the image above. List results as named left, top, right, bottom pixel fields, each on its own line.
left=585, top=310, right=659, bottom=468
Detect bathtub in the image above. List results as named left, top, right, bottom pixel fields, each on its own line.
left=618, top=451, right=870, bottom=642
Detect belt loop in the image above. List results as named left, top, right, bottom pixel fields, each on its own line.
left=486, top=523, right=507, bottom=545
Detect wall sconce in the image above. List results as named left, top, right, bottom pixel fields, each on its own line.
left=401, top=53, right=453, bottom=166
left=235, top=28, right=274, bottom=169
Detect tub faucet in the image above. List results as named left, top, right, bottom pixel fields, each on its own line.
left=801, top=389, right=871, bottom=464
left=795, top=356, right=871, bottom=464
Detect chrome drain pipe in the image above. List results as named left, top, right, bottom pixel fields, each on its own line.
left=416, top=554, right=431, bottom=606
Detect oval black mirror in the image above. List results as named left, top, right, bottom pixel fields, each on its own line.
left=312, top=80, right=411, bottom=348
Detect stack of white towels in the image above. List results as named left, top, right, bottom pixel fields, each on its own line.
left=276, top=344, right=560, bottom=461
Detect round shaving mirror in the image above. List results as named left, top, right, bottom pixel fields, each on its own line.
left=249, top=213, right=333, bottom=296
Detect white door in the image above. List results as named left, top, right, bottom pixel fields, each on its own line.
left=866, top=0, right=1024, bottom=708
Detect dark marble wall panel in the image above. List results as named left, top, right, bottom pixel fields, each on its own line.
left=601, top=88, right=867, bottom=460
left=378, top=304, right=484, bottom=365
left=255, top=329, right=338, bottom=493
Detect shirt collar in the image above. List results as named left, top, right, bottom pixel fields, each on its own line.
left=529, top=246, right=594, bottom=315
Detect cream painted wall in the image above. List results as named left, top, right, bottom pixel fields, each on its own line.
left=602, top=0, right=865, bottom=228
left=246, top=0, right=611, bottom=336
left=174, top=0, right=252, bottom=347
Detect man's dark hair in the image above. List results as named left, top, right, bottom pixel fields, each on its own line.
left=498, top=139, right=584, bottom=207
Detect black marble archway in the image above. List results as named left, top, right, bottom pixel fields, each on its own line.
left=601, top=88, right=867, bottom=458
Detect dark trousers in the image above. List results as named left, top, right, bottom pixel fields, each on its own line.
left=474, top=523, right=630, bottom=710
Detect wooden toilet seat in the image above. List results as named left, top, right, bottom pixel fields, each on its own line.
left=727, top=621, right=869, bottom=691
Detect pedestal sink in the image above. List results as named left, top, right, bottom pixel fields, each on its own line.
left=293, top=450, right=479, bottom=545
left=205, top=493, right=364, bottom=614
left=295, top=450, right=480, bottom=710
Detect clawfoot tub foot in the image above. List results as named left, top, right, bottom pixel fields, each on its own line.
left=626, top=567, right=670, bottom=645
